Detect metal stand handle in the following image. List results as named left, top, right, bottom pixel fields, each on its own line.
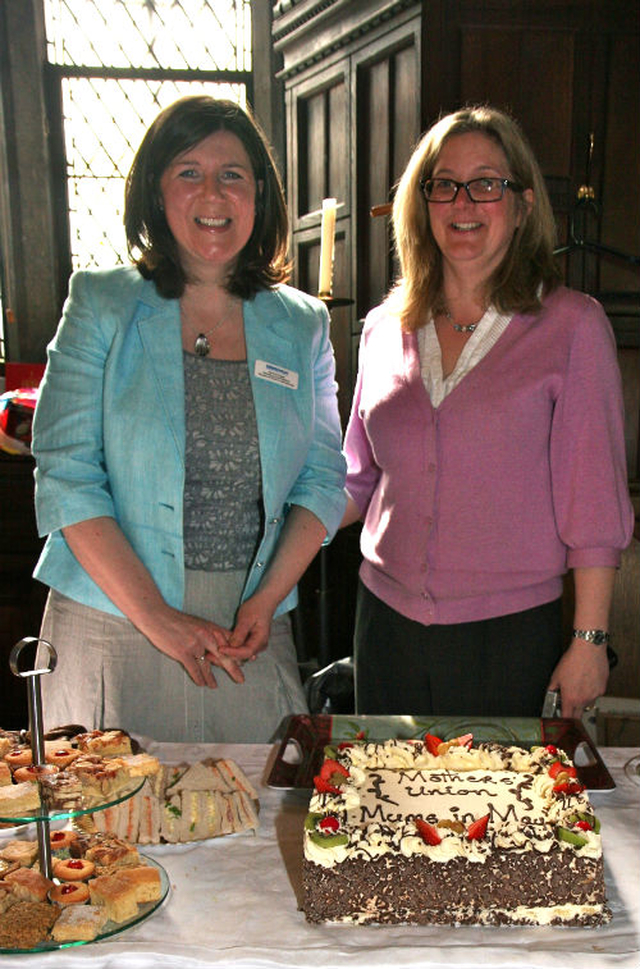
left=9, top=637, right=58, bottom=879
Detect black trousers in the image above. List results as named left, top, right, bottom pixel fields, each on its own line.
left=354, top=581, right=563, bottom=717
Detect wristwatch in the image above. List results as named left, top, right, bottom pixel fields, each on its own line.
left=572, top=628, right=610, bottom=646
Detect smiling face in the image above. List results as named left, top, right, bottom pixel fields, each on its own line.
left=160, top=129, right=259, bottom=283
left=427, top=131, right=532, bottom=284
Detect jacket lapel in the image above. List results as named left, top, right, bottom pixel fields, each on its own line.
left=244, top=289, right=303, bottom=510
left=135, top=290, right=186, bottom=464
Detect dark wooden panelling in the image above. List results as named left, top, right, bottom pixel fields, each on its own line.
left=293, top=223, right=353, bottom=429
left=460, top=28, right=574, bottom=176
left=328, top=83, right=349, bottom=208
left=600, top=35, right=640, bottom=295
left=353, top=27, right=421, bottom=317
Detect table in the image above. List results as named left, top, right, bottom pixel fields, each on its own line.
left=4, top=743, right=638, bottom=969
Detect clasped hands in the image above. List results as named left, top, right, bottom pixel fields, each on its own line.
left=151, top=593, right=276, bottom=688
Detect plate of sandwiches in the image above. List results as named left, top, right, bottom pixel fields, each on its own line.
left=88, top=756, right=260, bottom=844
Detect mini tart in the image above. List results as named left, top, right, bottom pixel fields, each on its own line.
left=50, top=881, right=90, bottom=906
left=46, top=747, right=81, bottom=769
left=3, top=747, right=32, bottom=768
left=53, top=857, right=96, bottom=882
left=13, top=763, right=60, bottom=783
left=50, top=829, right=78, bottom=851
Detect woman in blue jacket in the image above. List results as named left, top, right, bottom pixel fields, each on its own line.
left=32, top=97, right=346, bottom=742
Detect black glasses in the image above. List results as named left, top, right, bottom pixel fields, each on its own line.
left=420, top=177, right=524, bottom=203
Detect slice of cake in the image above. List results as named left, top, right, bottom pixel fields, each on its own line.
left=0, top=781, right=40, bottom=818
left=301, top=736, right=610, bottom=927
left=89, top=872, right=139, bottom=923
left=115, top=865, right=162, bottom=903
left=39, top=768, right=83, bottom=812
left=0, top=839, right=39, bottom=867
left=50, top=903, right=108, bottom=942
left=0, top=900, right=59, bottom=948
left=75, top=730, right=132, bottom=757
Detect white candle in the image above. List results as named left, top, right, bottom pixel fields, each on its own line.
left=318, top=198, right=337, bottom=297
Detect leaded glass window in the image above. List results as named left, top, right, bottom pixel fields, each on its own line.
left=44, top=0, right=252, bottom=270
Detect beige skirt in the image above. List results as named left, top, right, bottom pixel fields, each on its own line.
left=37, top=569, right=308, bottom=743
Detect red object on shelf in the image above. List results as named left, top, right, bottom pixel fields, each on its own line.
left=4, top=362, right=45, bottom=391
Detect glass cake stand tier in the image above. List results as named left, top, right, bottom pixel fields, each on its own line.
left=0, top=854, right=170, bottom=953
left=0, top=775, right=145, bottom=826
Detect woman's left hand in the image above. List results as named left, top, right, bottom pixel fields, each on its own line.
left=222, top=593, right=276, bottom=662
left=547, top=639, right=610, bottom=719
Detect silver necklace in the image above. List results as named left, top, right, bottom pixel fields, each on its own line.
left=443, top=306, right=479, bottom=334
left=192, top=309, right=232, bottom=357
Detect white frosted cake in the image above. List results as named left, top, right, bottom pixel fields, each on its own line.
left=301, top=735, right=609, bottom=926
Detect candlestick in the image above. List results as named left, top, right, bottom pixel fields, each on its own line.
left=318, top=197, right=337, bottom=297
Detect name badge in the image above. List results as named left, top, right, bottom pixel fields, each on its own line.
left=254, top=359, right=299, bottom=390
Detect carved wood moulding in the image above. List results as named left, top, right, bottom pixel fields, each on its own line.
left=272, top=0, right=419, bottom=79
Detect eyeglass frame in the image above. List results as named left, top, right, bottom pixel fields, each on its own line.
left=419, top=176, right=524, bottom=203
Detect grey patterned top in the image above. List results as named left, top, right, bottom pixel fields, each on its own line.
left=183, top=353, right=263, bottom=571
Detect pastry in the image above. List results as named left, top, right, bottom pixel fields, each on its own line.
left=0, top=899, right=59, bottom=948
left=49, top=829, right=78, bottom=851
left=39, top=769, right=83, bottom=812
left=115, top=864, right=161, bottom=903
left=73, top=756, right=130, bottom=801
left=45, top=745, right=81, bottom=769
left=114, top=753, right=160, bottom=778
left=4, top=867, right=53, bottom=903
left=75, top=730, right=132, bottom=758
left=53, top=857, right=96, bottom=882
left=0, top=859, right=20, bottom=880
left=72, top=832, right=140, bottom=869
left=0, top=781, right=40, bottom=817
left=3, top=748, right=32, bottom=769
left=49, top=881, right=90, bottom=906
left=50, top=903, right=107, bottom=942
left=13, top=764, right=59, bottom=784
left=0, top=839, right=39, bottom=867
left=89, top=871, right=139, bottom=923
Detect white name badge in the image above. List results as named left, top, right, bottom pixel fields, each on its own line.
left=254, top=359, right=299, bottom=390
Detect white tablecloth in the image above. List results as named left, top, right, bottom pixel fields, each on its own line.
left=4, top=744, right=639, bottom=969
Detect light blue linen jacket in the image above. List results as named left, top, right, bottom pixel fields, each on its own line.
left=32, top=266, right=347, bottom=618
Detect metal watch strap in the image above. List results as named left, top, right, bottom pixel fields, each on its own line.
left=572, top=628, right=610, bottom=646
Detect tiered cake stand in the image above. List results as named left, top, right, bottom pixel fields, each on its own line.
left=0, top=637, right=169, bottom=952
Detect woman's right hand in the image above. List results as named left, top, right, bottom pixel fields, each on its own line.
left=61, top=518, right=245, bottom=689
left=141, top=605, right=245, bottom=688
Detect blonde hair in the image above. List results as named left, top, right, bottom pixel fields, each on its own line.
left=390, top=105, right=560, bottom=331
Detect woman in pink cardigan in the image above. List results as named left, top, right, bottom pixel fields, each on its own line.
left=342, top=105, right=634, bottom=719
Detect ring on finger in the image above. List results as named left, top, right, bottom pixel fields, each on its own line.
left=198, top=654, right=206, bottom=663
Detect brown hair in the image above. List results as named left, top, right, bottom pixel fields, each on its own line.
left=390, top=104, right=561, bottom=330
left=125, top=96, right=291, bottom=299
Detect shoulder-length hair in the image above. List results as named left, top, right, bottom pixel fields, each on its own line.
left=125, top=96, right=291, bottom=300
left=390, top=104, right=561, bottom=330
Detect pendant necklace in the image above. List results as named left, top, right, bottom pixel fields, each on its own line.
left=443, top=306, right=479, bottom=334
left=192, top=306, right=233, bottom=357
